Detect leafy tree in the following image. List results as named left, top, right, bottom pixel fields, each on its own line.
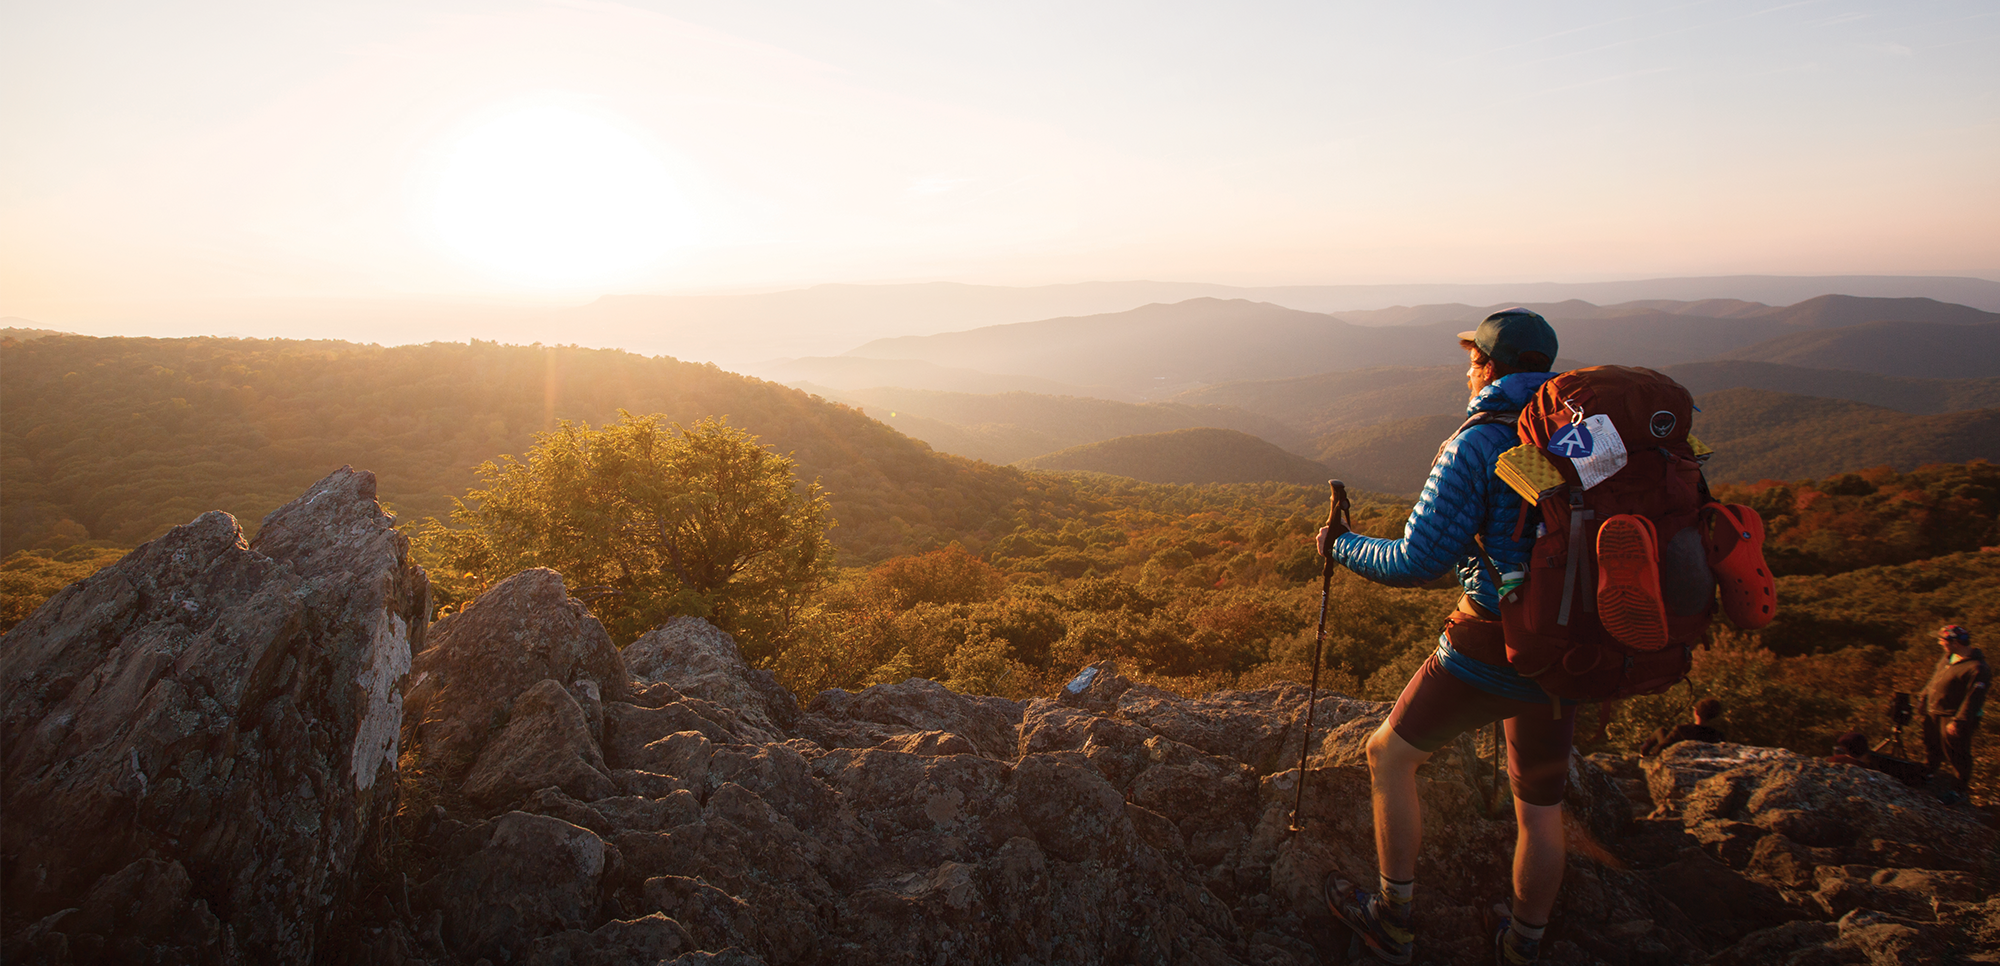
left=866, top=544, right=1003, bottom=608
left=0, top=545, right=130, bottom=632
left=416, top=413, right=831, bottom=658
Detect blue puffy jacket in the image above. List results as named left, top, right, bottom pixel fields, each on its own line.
left=1328, top=371, right=1556, bottom=614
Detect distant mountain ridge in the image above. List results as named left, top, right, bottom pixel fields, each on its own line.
left=1721, top=321, right=2000, bottom=378
left=845, top=294, right=2000, bottom=399
left=801, top=292, right=2000, bottom=487
left=1014, top=427, right=1332, bottom=486
left=1659, top=362, right=2000, bottom=414
left=1, top=325, right=71, bottom=342
left=755, top=356, right=1122, bottom=398
left=574, top=277, right=2000, bottom=361
left=1331, top=294, right=1999, bottom=329
left=1170, top=367, right=1469, bottom=436
left=806, top=387, right=1308, bottom=465
left=848, top=298, right=1397, bottom=397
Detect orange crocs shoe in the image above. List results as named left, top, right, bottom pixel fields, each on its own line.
left=1597, top=513, right=1669, bottom=651
left=1704, top=503, right=1775, bottom=630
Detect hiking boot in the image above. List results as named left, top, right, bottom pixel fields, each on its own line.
left=1703, top=503, right=1775, bottom=630
left=1326, top=873, right=1414, bottom=965
left=1597, top=513, right=1668, bottom=651
left=1487, top=902, right=1539, bottom=965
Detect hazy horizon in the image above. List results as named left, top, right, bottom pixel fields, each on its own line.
left=5, top=1, right=1998, bottom=348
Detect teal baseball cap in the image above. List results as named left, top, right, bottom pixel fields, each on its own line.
left=1457, top=308, right=1558, bottom=371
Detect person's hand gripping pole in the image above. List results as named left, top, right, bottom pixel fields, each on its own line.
left=1290, top=480, right=1351, bottom=833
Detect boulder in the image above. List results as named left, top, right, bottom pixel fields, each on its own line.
left=1647, top=742, right=1998, bottom=877
left=622, top=617, right=799, bottom=738
left=874, top=730, right=980, bottom=756
left=802, top=677, right=1023, bottom=760
left=402, top=569, right=628, bottom=788
left=603, top=700, right=736, bottom=768
left=462, top=678, right=618, bottom=808
left=416, top=810, right=610, bottom=964
left=0, top=466, right=427, bottom=964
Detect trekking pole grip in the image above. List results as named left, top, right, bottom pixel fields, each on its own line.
left=1322, top=480, right=1348, bottom=578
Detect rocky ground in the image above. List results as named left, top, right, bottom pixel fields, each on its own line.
left=4, top=469, right=1997, bottom=965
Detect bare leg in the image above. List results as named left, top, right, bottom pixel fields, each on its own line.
left=1365, top=720, right=1434, bottom=880
left=1511, top=798, right=1566, bottom=924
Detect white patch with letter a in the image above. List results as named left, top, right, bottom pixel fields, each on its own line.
left=1559, top=414, right=1627, bottom=489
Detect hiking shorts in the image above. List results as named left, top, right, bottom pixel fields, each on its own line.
left=1386, top=653, right=1578, bottom=807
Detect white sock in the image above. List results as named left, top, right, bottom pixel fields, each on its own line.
left=1379, top=874, right=1414, bottom=904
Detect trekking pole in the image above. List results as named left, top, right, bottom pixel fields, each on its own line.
left=1291, top=479, right=1351, bottom=833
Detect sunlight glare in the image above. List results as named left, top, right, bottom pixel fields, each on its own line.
left=424, top=104, right=697, bottom=286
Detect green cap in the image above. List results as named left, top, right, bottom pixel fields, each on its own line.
left=1457, top=308, right=1559, bottom=371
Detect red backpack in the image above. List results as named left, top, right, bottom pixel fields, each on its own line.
left=1495, top=366, right=1745, bottom=707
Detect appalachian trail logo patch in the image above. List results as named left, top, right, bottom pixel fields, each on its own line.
left=1548, top=421, right=1595, bottom=458
left=1549, top=414, right=1629, bottom=489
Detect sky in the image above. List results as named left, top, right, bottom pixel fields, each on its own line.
left=3, top=0, right=1997, bottom=332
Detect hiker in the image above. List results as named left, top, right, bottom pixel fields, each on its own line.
left=1639, top=697, right=1726, bottom=756
left=1314, top=309, right=1568, bottom=966
left=1918, top=624, right=1989, bottom=800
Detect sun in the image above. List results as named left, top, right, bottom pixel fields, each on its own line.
left=422, top=103, right=699, bottom=287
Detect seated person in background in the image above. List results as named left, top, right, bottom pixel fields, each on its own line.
left=1640, top=697, right=1726, bottom=756
left=1827, top=730, right=1932, bottom=786
left=1827, top=731, right=1872, bottom=767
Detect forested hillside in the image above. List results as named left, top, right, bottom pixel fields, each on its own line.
left=1, top=333, right=1993, bottom=795
left=813, top=387, right=1306, bottom=465
left=0, top=334, right=1053, bottom=562
left=1013, top=427, right=1332, bottom=485
left=758, top=357, right=1112, bottom=397
left=774, top=461, right=2000, bottom=800
left=1169, top=366, right=1466, bottom=436
left=1306, top=389, right=2000, bottom=495
left=1660, top=361, right=2000, bottom=414
left=1692, top=389, right=2000, bottom=482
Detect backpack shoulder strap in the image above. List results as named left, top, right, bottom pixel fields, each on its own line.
left=1442, top=410, right=1521, bottom=591
left=1432, top=409, right=1520, bottom=465
left=1455, top=409, right=1520, bottom=437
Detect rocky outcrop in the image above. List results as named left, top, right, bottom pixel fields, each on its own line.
left=8, top=471, right=1999, bottom=965
left=462, top=679, right=618, bottom=806
left=401, top=568, right=629, bottom=794
left=803, top=676, right=1023, bottom=761
left=624, top=617, right=799, bottom=740
left=1629, top=741, right=2000, bottom=962
left=0, top=467, right=427, bottom=965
